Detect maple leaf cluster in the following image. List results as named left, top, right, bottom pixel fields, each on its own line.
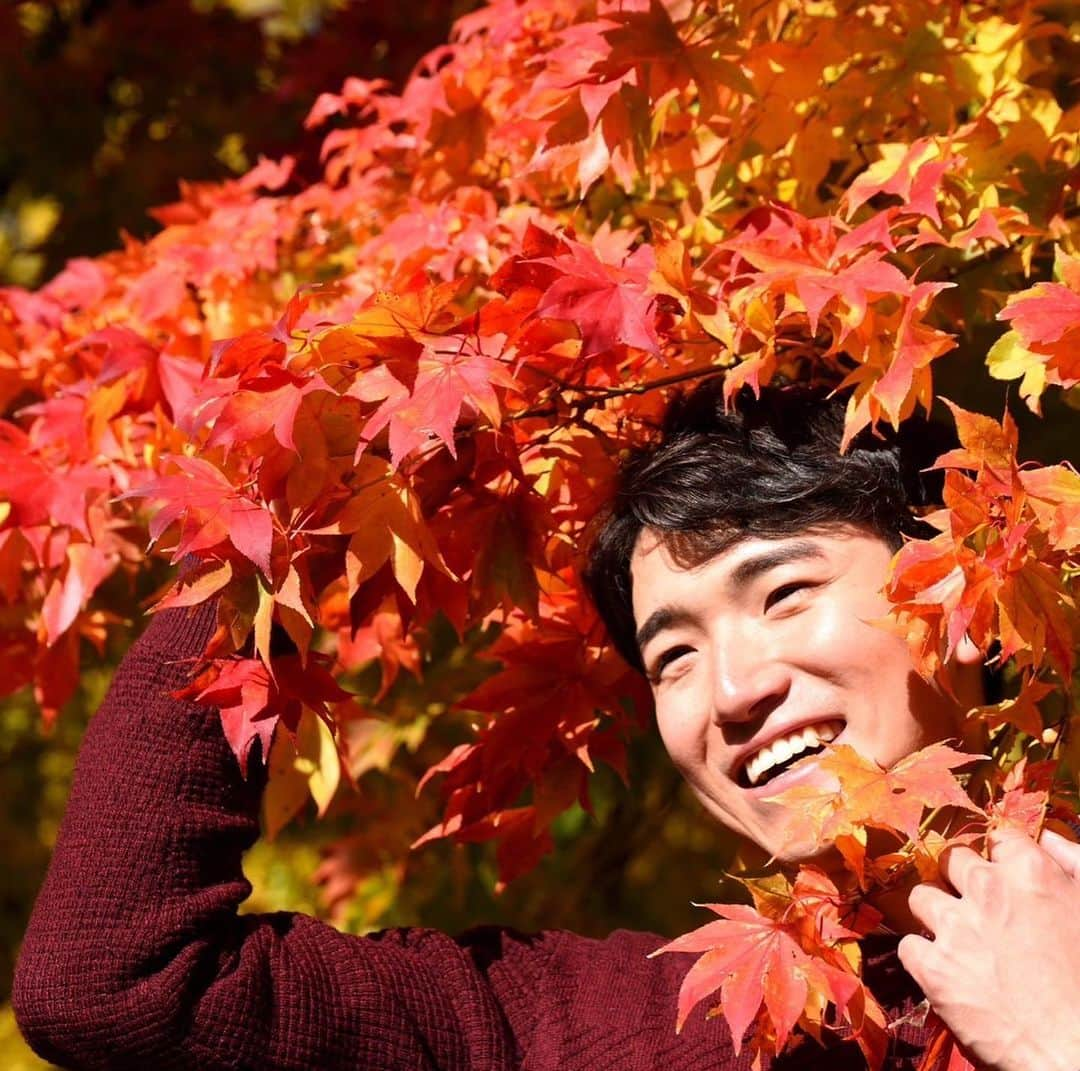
left=2, top=0, right=1079, bottom=1066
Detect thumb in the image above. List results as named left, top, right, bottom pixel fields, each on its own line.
left=1039, top=828, right=1080, bottom=881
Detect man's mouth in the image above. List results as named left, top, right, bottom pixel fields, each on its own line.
left=739, top=720, right=843, bottom=788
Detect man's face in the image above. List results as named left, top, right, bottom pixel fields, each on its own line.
left=630, top=525, right=979, bottom=862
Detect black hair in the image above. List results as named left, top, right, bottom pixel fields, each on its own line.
left=584, top=381, right=949, bottom=672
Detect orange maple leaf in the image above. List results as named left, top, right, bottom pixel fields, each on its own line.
left=764, top=742, right=981, bottom=852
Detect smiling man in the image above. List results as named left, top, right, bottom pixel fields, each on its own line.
left=14, top=383, right=1080, bottom=1071
left=584, top=385, right=987, bottom=864
left=585, top=381, right=1080, bottom=1069
left=630, top=528, right=978, bottom=861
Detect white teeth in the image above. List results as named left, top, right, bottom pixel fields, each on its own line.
left=744, top=720, right=842, bottom=787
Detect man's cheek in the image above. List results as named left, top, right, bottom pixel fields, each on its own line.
left=660, top=737, right=708, bottom=793
left=664, top=744, right=697, bottom=783
left=655, top=708, right=701, bottom=760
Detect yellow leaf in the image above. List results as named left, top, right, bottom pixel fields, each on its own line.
left=262, top=728, right=308, bottom=841
left=261, top=708, right=341, bottom=839
left=298, top=706, right=341, bottom=816
left=16, top=196, right=61, bottom=247
left=391, top=530, right=423, bottom=602
left=986, top=331, right=1046, bottom=412
left=253, top=577, right=274, bottom=669
left=154, top=559, right=234, bottom=611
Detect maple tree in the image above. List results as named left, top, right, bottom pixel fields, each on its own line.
left=2, top=0, right=1079, bottom=1066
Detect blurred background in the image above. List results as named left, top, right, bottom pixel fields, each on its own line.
left=0, top=0, right=465, bottom=290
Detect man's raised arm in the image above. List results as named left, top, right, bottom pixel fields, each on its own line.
left=12, top=599, right=525, bottom=1070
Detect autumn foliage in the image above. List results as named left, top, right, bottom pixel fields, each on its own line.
left=2, top=0, right=1079, bottom=1066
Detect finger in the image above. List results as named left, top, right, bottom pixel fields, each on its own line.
left=907, top=882, right=956, bottom=937
left=987, top=825, right=1040, bottom=864
left=896, top=932, right=934, bottom=984
left=1039, top=828, right=1080, bottom=881
left=938, top=844, right=985, bottom=896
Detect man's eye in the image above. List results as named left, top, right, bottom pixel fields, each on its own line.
left=651, top=645, right=693, bottom=680
left=765, top=581, right=812, bottom=612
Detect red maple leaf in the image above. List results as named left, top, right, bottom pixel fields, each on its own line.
left=208, top=366, right=332, bottom=454
left=918, top=1011, right=978, bottom=1071
left=182, top=654, right=349, bottom=775
left=353, top=330, right=515, bottom=467
left=127, top=456, right=275, bottom=578
left=997, top=280, right=1080, bottom=352
left=651, top=902, right=882, bottom=1064
left=534, top=236, right=660, bottom=357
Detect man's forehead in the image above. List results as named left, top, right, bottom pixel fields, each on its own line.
left=630, top=528, right=834, bottom=580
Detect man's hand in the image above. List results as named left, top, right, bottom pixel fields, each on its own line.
left=898, top=828, right=1080, bottom=1071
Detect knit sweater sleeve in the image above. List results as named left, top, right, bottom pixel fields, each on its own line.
left=12, top=600, right=542, bottom=1071
left=12, top=598, right=929, bottom=1071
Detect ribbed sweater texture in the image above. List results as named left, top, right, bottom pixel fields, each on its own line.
left=14, top=600, right=931, bottom=1069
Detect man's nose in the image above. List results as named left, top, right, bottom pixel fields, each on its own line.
left=710, top=639, right=791, bottom=726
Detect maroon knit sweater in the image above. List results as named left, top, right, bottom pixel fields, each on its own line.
left=14, top=600, right=931, bottom=1069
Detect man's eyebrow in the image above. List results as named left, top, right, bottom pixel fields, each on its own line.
left=728, top=539, right=828, bottom=589
left=635, top=606, right=697, bottom=658
left=634, top=539, right=828, bottom=656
